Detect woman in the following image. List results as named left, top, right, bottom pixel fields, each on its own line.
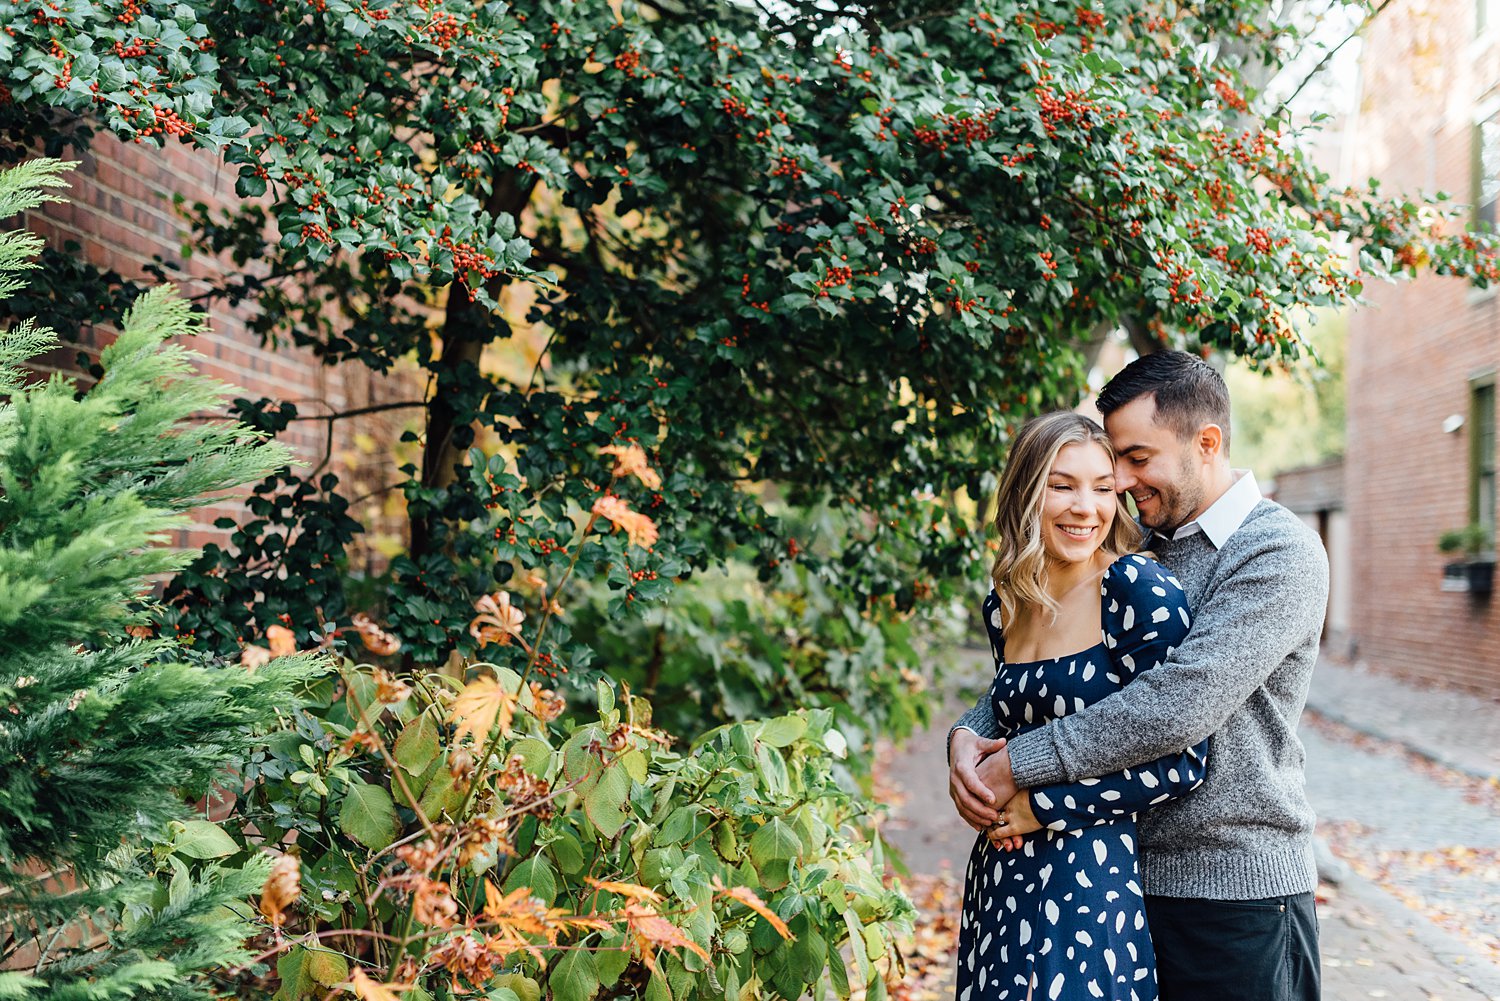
left=955, top=412, right=1208, bottom=1001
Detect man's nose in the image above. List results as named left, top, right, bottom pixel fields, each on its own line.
left=1114, top=462, right=1136, bottom=492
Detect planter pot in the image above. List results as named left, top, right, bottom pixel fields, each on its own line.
left=1441, top=559, right=1495, bottom=595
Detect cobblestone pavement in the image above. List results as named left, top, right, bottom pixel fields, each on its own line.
left=1307, top=658, right=1500, bottom=781
left=876, top=649, right=1500, bottom=1000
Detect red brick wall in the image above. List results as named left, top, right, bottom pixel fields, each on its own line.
left=15, top=134, right=420, bottom=554
left=1346, top=0, right=1500, bottom=694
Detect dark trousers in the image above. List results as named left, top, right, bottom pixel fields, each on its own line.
left=1146, top=892, right=1320, bottom=1001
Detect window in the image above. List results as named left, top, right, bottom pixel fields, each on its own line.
left=1471, top=376, right=1496, bottom=536
left=1477, top=114, right=1500, bottom=231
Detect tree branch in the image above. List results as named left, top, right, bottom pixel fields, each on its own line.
left=285, top=400, right=428, bottom=423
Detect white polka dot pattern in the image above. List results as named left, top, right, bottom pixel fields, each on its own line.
left=955, top=555, right=1207, bottom=1001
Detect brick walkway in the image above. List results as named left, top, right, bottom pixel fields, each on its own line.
left=876, top=649, right=1500, bottom=1000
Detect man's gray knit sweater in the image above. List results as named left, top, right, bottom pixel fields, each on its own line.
left=952, top=500, right=1329, bottom=900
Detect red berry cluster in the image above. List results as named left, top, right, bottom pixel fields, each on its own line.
left=111, top=37, right=155, bottom=58
left=1035, top=86, right=1100, bottom=138
left=1213, top=75, right=1247, bottom=112
left=612, top=47, right=641, bottom=76
left=301, top=222, right=334, bottom=245
left=912, top=108, right=1000, bottom=151
left=1245, top=227, right=1273, bottom=255
left=432, top=230, right=502, bottom=289
left=419, top=11, right=461, bottom=49
left=532, top=652, right=568, bottom=680
left=814, top=262, right=854, bottom=296
left=1155, top=248, right=1205, bottom=305
left=1016, top=11, right=1065, bottom=41
left=739, top=272, right=769, bottom=312
left=967, top=12, right=1006, bottom=47
left=1038, top=250, right=1057, bottom=280
left=1074, top=6, right=1106, bottom=31
left=32, top=2, right=66, bottom=26
left=770, top=154, right=804, bottom=183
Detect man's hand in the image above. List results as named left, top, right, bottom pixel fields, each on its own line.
left=948, top=728, right=1009, bottom=831
left=975, top=741, right=1018, bottom=819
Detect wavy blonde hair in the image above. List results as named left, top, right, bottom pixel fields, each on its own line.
left=989, top=411, right=1142, bottom=628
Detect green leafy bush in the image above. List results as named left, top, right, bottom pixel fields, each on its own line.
left=226, top=655, right=913, bottom=1000
left=568, top=562, right=941, bottom=756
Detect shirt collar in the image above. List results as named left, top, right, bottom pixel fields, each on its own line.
left=1158, top=469, right=1262, bottom=548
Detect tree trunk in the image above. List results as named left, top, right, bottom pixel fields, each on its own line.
left=409, top=172, right=539, bottom=563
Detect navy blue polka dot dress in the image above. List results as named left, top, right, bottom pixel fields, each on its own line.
left=956, top=555, right=1208, bottom=1001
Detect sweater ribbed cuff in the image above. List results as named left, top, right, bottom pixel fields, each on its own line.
left=1142, top=841, right=1318, bottom=900
left=1005, top=729, right=1067, bottom=788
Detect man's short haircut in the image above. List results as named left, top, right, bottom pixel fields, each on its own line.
left=1096, top=350, right=1231, bottom=450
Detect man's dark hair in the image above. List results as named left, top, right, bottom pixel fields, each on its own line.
left=1096, top=350, right=1231, bottom=450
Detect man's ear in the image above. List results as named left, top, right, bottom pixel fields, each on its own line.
left=1197, top=423, right=1224, bottom=459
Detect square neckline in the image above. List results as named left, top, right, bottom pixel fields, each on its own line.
left=998, top=640, right=1108, bottom=669
left=987, top=586, right=1109, bottom=669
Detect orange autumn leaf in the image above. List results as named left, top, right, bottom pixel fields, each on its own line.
left=482, top=880, right=568, bottom=941
left=600, top=443, right=662, bottom=489
left=346, top=967, right=407, bottom=1001
left=590, top=494, right=659, bottom=550
left=259, top=853, right=300, bottom=927
left=265, top=624, right=298, bottom=657
left=527, top=681, right=566, bottom=722
left=448, top=675, right=517, bottom=746
left=587, top=878, right=664, bottom=904
left=469, top=591, right=525, bottom=648
left=624, top=902, right=711, bottom=971
left=712, top=877, right=793, bottom=940
left=350, top=613, right=402, bottom=656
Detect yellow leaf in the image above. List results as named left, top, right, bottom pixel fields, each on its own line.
left=587, top=878, right=664, bottom=904
left=449, top=675, right=516, bottom=746
left=347, top=967, right=406, bottom=1001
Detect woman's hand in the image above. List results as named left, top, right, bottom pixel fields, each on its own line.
left=985, top=789, right=1042, bottom=851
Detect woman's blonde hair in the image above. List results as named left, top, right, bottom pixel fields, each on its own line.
left=989, top=410, right=1141, bottom=628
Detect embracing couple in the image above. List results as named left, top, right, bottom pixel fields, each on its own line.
left=948, top=351, right=1329, bottom=1001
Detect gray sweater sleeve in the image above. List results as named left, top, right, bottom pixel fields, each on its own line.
left=946, top=690, right=1000, bottom=762
left=1006, top=521, right=1328, bottom=788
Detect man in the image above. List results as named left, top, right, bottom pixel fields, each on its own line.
left=949, top=350, right=1329, bottom=1001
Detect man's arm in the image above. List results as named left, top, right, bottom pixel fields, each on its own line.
left=947, top=688, right=1008, bottom=830
left=1005, top=529, right=1329, bottom=789
left=947, top=688, right=998, bottom=762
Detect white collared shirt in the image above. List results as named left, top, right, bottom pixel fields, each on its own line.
left=1158, top=469, right=1262, bottom=548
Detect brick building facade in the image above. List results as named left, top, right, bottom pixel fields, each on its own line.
left=1346, top=0, right=1500, bottom=693
left=16, top=133, right=418, bottom=553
